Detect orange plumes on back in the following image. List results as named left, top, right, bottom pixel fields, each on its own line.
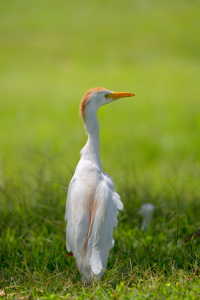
left=79, top=87, right=110, bottom=120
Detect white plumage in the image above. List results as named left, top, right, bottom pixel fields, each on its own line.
left=65, top=87, right=134, bottom=283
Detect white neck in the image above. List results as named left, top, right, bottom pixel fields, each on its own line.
left=80, top=105, right=102, bottom=170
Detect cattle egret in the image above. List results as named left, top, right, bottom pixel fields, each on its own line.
left=65, top=87, right=135, bottom=283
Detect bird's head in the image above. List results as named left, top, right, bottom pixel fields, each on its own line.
left=80, top=87, right=135, bottom=120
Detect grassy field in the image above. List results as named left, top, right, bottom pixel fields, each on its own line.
left=0, top=0, right=200, bottom=298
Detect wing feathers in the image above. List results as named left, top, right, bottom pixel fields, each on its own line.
left=65, top=171, right=123, bottom=282
left=113, top=192, right=123, bottom=211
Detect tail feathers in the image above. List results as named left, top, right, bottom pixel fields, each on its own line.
left=77, top=256, right=103, bottom=283
left=90, top=249, right=103, bottom=275
left=75, top=243, right=108, bottom=282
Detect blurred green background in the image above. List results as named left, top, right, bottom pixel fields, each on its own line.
left=0, top=0, right=200, bottom=189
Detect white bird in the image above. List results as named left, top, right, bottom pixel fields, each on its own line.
left=65, top=87, right=135, bottom=283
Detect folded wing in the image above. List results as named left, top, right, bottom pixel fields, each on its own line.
left=65, top=171, right=123, bottom=282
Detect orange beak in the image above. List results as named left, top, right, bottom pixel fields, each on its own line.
left=109, top=92, right=135, bottom=100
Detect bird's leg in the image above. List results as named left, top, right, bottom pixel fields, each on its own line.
left=66, top=252, right=73, bottom=257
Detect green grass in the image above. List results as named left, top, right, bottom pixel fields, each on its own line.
left=0, top=0, right=200, bottom=298
left=1, top=178, right=200, bottom=299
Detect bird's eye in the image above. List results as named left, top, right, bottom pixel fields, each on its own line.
left=104, top=94, right=109, bottom=98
